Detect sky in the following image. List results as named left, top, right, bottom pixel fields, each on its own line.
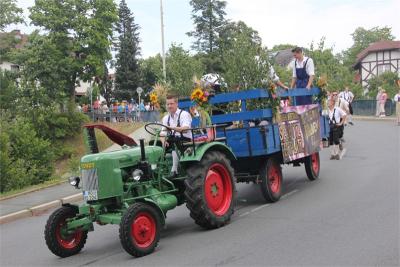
left=6, top=0, right=400, bottom=58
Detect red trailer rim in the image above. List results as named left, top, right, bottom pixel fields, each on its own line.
left=204, top=163, right=233, bottom=216
left=131, top=212, right=156, bottom=248
left=311, top=153, right=319, bottom=174
left=55, top=218, right=83, bottom=249
left=268, top=163, right=281, bottom=194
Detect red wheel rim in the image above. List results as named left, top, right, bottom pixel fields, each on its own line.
left=204, top=163, right=233, bottom=216
left=268, top=163, right=281, bottom=194
left=311, top=153, right=319, bottom=174
left=131, top=212, right=156, bottom=248
left=55, top=217, right=83, bottom=249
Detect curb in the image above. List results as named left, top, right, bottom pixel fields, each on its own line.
left=0, top=193, right=83, bottom=225
left=353, top=116, right=396, bottom=122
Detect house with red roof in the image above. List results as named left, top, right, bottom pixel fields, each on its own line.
left=353, top=40, right=400, bottom=89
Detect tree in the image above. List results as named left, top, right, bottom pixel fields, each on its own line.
left=220, top=21, right=269, bottom=89
left=270, top=44, right=296, bottom=52
left=114, top=0, right=141, bottom=101
left=343, top=26, right=395, bottom=67
left=187, top=0, right=227, bottom=54
left=140, top=54, right=163, bottom=92
left=304, top=38, right=364, bottom=98
left=165, top=44, right=205, bottom=96
left=0, top=0, right=24, bottom=31
left=28, top=0, right=118, bottom=110
left=367, top=71, right=399, bottom=99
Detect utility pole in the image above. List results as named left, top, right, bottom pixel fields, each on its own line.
left=160, top=0, right=166, bottom=82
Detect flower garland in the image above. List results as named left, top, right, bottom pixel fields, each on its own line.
left=268, top=81, right=281, bottom=122
left=316, top=75, right=328, bottom=110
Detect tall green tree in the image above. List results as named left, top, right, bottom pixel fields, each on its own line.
left=0, top=0, right=24, bottom=31
left=187, top=0, right=227, bottom=54
left=28, top=0, right=118, bottom=110
left=166, top=44, right=204, bottom=96
left=114, top=0, right=141, bottom=101
left=343, top=26, right=395, bottom=67
left=220, top=21, right=269, bottom=89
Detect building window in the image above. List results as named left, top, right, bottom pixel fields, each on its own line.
left=377, top=64, right=391, bottom=75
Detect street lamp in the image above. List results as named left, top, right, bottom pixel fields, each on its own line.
left=136, top=86, right=143, bottom=121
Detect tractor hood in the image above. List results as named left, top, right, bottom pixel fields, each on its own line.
left=81, top=146, right=163, bottom=168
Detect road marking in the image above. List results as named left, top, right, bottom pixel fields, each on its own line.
left=251, top=204, right=271, bottom=212
left=281, top=189, right=299, bottom=199
left=239, top=211, right=250, bottom=217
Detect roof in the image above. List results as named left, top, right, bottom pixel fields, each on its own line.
left=272, top=49, right=293, bottom=67
left=355, top=40, right=400, bottom=65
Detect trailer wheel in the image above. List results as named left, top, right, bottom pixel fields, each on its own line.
left=184, top=151, right=236, bottom=229
left=119, top=202, right=161, bottom=257
left=44, top=206, right=88, bottom=258
left=305, top=152, right=320, bottom=181
left=259, top=158, right=282, bottom=202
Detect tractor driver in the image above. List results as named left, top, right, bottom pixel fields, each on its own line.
left=160, top=95, right=192, bottom=178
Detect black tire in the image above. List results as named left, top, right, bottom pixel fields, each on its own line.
left=184, top=151, right=236, bottom=229
left=119, top=202, right=161, bottom=257
left=44, top=206, right=88, bottom=258
left=305, top=152, right=320, bottom=181
left=259, top=158, right=283, bottom=202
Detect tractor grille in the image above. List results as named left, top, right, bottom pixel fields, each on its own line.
left=81, top=168, right=98, bottom=201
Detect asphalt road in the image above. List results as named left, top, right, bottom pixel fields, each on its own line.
left=1, top=120, right=399, bottom=266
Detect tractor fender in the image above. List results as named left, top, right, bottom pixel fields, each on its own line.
left=180, top=142, right=236, bottom=166
left=62, top=203, right=79, bottom=213
left=138, top=198, right=166, bottom=226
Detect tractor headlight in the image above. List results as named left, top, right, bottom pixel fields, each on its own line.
left=68, top=176, right=80, bottom=188
left=132, top=169, right=143, bottom=181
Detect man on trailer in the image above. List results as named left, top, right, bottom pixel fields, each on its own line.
left=290, top=47, right=315, bottom=105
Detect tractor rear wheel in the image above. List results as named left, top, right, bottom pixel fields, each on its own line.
left=184, top=151, right=236, bottom=229
left=44, top=206, right=88, bottom=258
left=259, top=158, right=283, bottom=202
left=304, top=152, right=320, bottom=181
left=119, top=202, right=161, bottom=257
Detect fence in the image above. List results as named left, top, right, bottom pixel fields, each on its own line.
left=351, top=100, right=395, bottom=116
left=84, top=110, right=161, bottom=123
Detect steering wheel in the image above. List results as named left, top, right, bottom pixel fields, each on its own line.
left=145, top=122, right=174, bottom=137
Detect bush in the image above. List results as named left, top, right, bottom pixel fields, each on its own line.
left=0, top=115, right=55, bottom=193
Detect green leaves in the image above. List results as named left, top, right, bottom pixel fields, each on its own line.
left=0, top=0, right=24, bottom=31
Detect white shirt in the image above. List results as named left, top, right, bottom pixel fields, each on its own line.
left=339, top=91, right=354, bottom=102
left=394, top=94, right=400, bottom=102
left=328, top=107, right=346, bottom=124
left=292, top=56, right=315, bottom=78
left=161, top=108, right=192, bottom=139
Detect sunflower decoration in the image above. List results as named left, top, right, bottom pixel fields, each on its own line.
left=190, top=87, right=209, bottom=108
left=149, top=92, right=159, bottom=110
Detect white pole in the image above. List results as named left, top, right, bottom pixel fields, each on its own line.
left=138, top=93, right=141, bottom=121
left=160, top=0, right=166, bottom=82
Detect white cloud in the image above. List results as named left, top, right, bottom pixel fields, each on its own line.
left=226, top=0, right=400, bottom=53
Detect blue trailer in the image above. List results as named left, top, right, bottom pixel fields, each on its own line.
left=178, top=87, right=329, bottom=203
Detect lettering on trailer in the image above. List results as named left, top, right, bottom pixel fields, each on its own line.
left=278, top=105, right=321, bottom=162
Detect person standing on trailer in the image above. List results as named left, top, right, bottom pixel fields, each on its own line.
left=339, top=86, right=354, bottom=125
left=328, top=98, right=347, bottom=160
left=290, top=47, right=315, bottom=105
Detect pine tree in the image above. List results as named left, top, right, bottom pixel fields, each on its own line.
left=187, top=0, right=227, bottom=54
left=114, top=0, right=141, bottom=101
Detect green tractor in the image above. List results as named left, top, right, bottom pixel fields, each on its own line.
left=44, top=123, right=236, bottom=257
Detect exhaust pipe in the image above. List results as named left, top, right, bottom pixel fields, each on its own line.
left=139, top=139, right=146, bottom=161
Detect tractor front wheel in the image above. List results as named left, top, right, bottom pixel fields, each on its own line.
left=304, top=152, right=320, bottom=181
left=44, top=206, right=88, bottom=258
left=119, top=203, right=161, bottom=257
left=259, top=158, right=283, bottom=202
left=184, top=151, right=236, bottom=229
